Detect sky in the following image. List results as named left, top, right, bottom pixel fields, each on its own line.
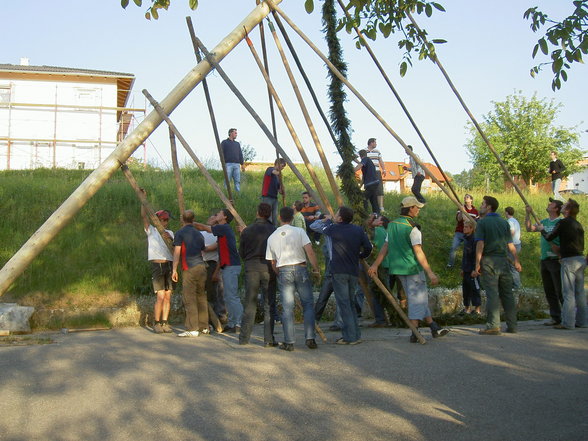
left=4, top=0, right=587, bottom=174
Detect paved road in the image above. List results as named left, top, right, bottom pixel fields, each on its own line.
left=1, top=320, right=587, bottom=441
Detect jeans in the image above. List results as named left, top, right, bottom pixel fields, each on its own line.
left=552, top=178, right=562, bottom=201
left=508, top=243, right=522, bottom=289
left=560, top=256, right=587, bottom=329
left=261, top=196, right=279, bottom=225
left=540, top=259, right=563, bottom=323
left=480, top=255, right=517, bottom=330
left=226, top=163, right=241, bottom=193
left=411, top=173, right=426, bottom=203
left=447, top=232, right=465, bottom=267
left=398, top=272, right=431, bottom=320
left=205, top=260, right=227, bottom=322
left=221, top=265, right=243, bottom=327
left=363, top=183, right=379, bottom=214
left=462, top=274, right=481, bottom=307
left=332, top=273, right=361, bottom=342
left=182, top=264, right=208, bottom=331
left=278, top=265, right=316, bottom=344
left=240, top=261, right=275, bottom=344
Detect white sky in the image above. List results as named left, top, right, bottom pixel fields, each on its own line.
left=4, top=0, right=587, bottom=174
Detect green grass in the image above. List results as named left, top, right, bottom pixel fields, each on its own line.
left=0, top=168, right=585, bottom=309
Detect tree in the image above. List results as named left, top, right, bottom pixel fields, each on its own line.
left=120, top=0, right=198, bottom=20
left=466, top=92, right=583, bottom=188
left=525, top=1, right=588, bottom=91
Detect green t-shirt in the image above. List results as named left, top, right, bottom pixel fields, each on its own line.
left=292, top=212, right=306, bottom=231
left=475, top=213, right=511, bottom=257
left=374, top=226, right=389, bottom=269
left=386, top=216, right=422, bottom=275
left=540, top=217, right=561, bottom=260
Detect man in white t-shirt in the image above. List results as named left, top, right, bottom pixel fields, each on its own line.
left=266, top=206, right=320, bottom=351
left=505, top=206, right=522, bottom=289
left=140, top=191, right=174, bottom=334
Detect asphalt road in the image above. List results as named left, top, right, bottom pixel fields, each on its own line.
left=1, top=320, right=587, bottom=441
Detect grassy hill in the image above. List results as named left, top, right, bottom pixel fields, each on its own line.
left=1, top=167, right=585, bottom=310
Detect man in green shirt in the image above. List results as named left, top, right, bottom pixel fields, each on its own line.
left=525, top=199, right=563, bottom=326
left=473, top=196, right=521, bottom=335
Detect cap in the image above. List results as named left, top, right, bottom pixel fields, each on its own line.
left=155, top=210, right=170, bottom=220
left=548, top=198, right=564, bottom=208
left=401, top=196, right=425, bottom=208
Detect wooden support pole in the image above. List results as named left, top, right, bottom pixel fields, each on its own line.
left=0, top=0, right=282, bottom=296
left=266, top=19, right=344, bottom=207
left=407, top=12, right=540, bottom=223
left=121, top=162, right=222, bottom=332
left=143, top=89, right=246, bottom=229
left=336, top=0, right=460, bottom=203
left=186, top=17, right=234, bottom=204
left=243, top=32, right=335, bottom=216
left=266, top=1, right=474, bottom=223
left=169, top=128, right=186, bottom=215
left=193, top=37, right=326, bottom=214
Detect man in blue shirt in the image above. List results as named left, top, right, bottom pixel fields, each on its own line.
left=354, top=149, right=380, bottom=215
left=221, top=128, right=244, bottom=193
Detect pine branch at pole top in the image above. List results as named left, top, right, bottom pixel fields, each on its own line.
left=266, top=18, right=344, bottom=207
left=271, top=11, right=344, bottom=159
left=193, top=37, right=326, bottom=214
left=186, top=17, right=234, bottom=204
left=406, top=12, right=540, bottom=224
left=243, top=30, right=335, bottom=217
left=0, top=0, right=282, bottom=297
left=266, top=0, right=474, bottom=224
left=335, top=0, right=459, bottom=203
left=143, top=89, right=246, bottom=229
left=257, top=13, right=286, bottom=209
left=169, top=128, right=186, bottom=215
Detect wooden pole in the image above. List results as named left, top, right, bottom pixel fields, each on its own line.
left=243, top=32, right=335, bottom=217
left=335, top=0, right=460, bottom=203
left=266, top=19, right=344, bottom=207
left=186, top=17, right=234, bottom=204
left=193, top=37, right=327, bottom=214
left=266, top=1, right=475, bottom=223
left=120, top=163, right=222, bottom=332
left=0, top=0, right=283, bottom=296
left=169, top=128, right=186, bottom=215
left=143, top=89, right=246, bottom=229
left=406, top=12, right=540, bottom=223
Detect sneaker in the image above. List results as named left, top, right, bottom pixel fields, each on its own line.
left=160, top=323, right=173, bottom=333
left=446, top=264, right=453, bottom=268
left=479, top=328, right=501, bottom=335
left=200, top=328, right=210, bottom=335
left=305, top=339, right=318, bottom=349
left=349, top=339, right=363, bottom=345
left=432, top=328, right=450, bottom=338
left=153, top=323, right=164, bottom=334
left=543, top=320, right=560, bottom=326
left=222, top=326, right=237, bottom=333
left=264, top=341, right=279, bottom=348
left=553, top=324, right=572, bottom=330
left=505, top=328, right=517, bottom=334
left=409, top=333, right=418, bottom=343
left=278, top=342, right=294, bottom=351
left=178, top=330, right=200, bottom=337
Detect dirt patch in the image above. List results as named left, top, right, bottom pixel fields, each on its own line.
left=0, top=335, right=54, bottom=346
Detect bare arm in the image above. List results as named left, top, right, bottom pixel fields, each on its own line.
left=303, top=243, right=320, bottom=274
left=378, top=156, right=386, bottom=176
left=367, top=242, right=388, bottom=277
left=524, top=206, right=537, bottom=232
left=412, top=244, right=438, bottom=285
left=473, top=240, right=484, bottom=277
left=507, top=242, right=522, bottom=272
left=193, top=222, right=212, bottom=233
left=172, top=246, right=181, bottom=282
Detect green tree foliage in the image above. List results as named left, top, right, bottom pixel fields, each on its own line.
left=465, top=92, right=583, bottom=188
left=525, top=1, right=588, bottom=90
left=120, top=0, right=198, bottom=20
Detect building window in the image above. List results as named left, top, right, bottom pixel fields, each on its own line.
left=75, top=88, right=99, bottom=108
left=0, top=86, right=11, bottom=104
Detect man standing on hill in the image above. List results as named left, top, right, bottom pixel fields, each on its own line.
left=525, top=199, right=563, bottom=326
left=221, top=128, right=244, bottom=193
left=473, top=196, right=521, bottom=335
left=403, top=145, right=426, bottom=204
left=261, top=158, right=287, bottom=224
left=549, top=151, right=565, bottom=201
left=141, top=193, right=175, bottom=334
left=172, top=210, right=208, bottom=337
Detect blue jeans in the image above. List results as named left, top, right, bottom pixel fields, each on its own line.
left=261, top=196, right=279, bottom=225
left=447, top=232, right=465, bottom=267
left=560, top=256, right=587, bottom=329
left=508, top=243, right=522, bottom=289
left=480, top=255, right=517, bottom=330
left=332, top=273, right=361, bottom=342
left=221, top=265, right=243, bottom=327
left=226, top=163, right=241, bottom=193
left=278, top=265, right=316, bottom=344
left=552, top=178, right=562, bottom=201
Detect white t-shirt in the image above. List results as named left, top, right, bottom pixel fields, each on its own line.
left=385, top=227, right=422, bottom=247
left=201, top=230, right=218, bottom=262
left=266, top=224, right=311, bottom=267
left=507, top=217, right=521, bottom=245
left=145, top=225, right=174, bottom=261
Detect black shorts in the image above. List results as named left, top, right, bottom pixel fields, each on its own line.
left=151, top=261, right=174, bottom=293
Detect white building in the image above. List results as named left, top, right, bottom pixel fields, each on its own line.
left=0, top=63, right=139, bottom=170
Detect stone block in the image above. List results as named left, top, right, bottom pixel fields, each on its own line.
left=0, top=303, right=35, bottom=333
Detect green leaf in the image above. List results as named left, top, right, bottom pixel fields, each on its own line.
left=189, top=0, right=198, bottom=10
left=304, top=0, right=314, bottom=13
left=553, top=57, right=563, bottom=73
left=539, top=38, right=548, bottom=55
left=399, top=61, right=408, bottom=77
left=133, top=0, right=141, bottom=5
left=121, top=0, right=129, bottom=8
left=561, top=70, right=568, bottom=82
left=145, top=11, right=151, bottom=20
left=432, top=2, right=446, bottom=12
left=532, top=43, right=539, bottom=58
left=425, top=4, right=433, bottom=17
left=431, top=39, right=446, bottom=44
left=151, top=7, right=159, bottom=19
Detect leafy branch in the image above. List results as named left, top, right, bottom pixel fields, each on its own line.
left=120, top=0, right=198, bottom=20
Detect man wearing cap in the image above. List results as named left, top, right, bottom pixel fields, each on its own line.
left=140, top=190, right=175, bottom=334
left=473, top=196, right=521, bottom=335
left=525, top=198, right=564, bottom=326
left=369, top=196, right=449, bottom=342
